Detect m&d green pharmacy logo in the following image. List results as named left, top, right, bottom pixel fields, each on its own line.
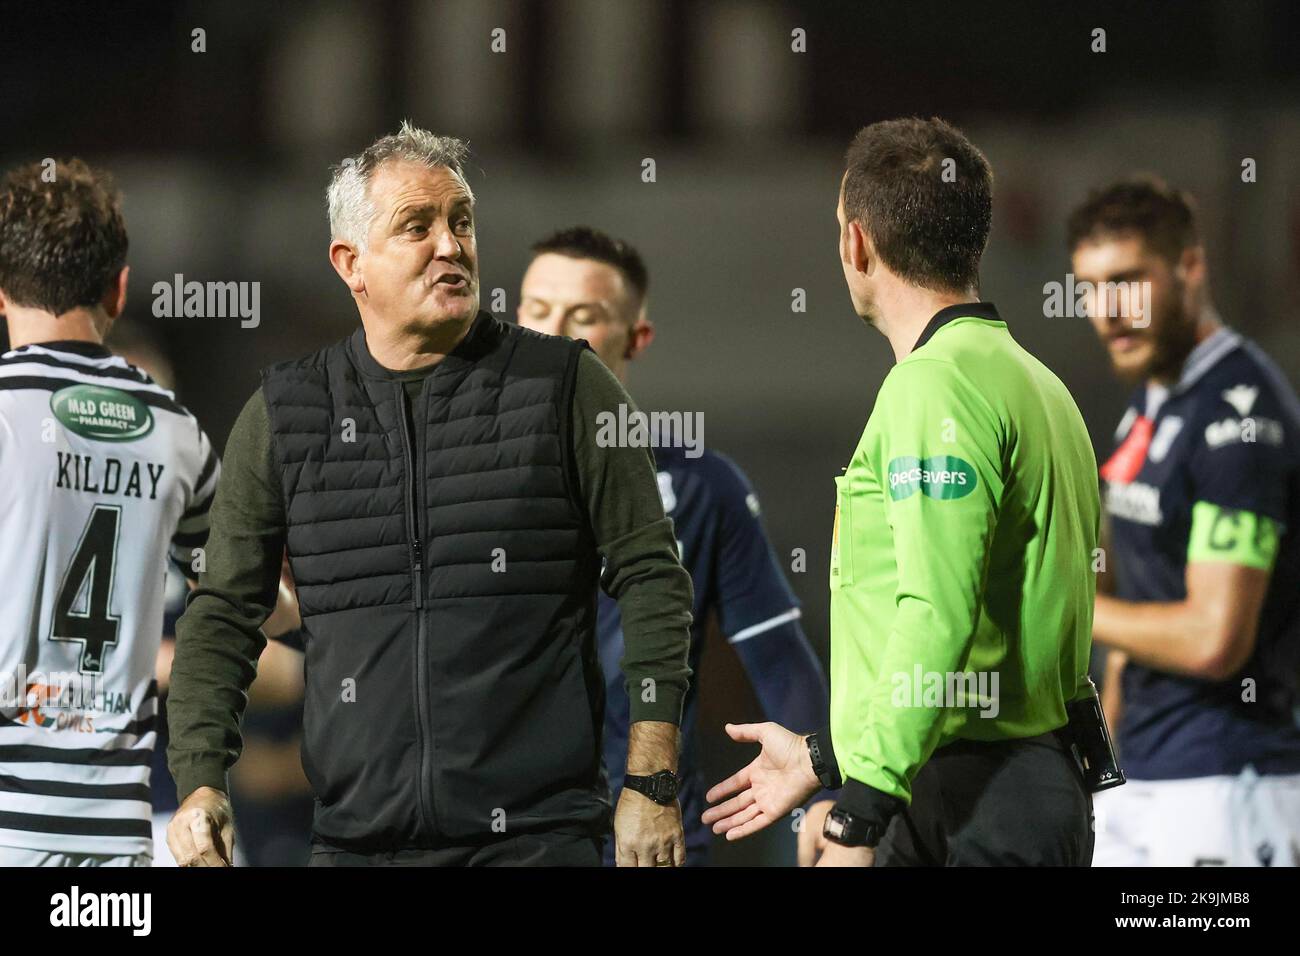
left=887, top=456, right=977, bottom=501
left=50, top=384, right=154, bottom=442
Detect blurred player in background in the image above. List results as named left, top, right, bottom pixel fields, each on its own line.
left=1070, top=178, right=1300, bottom=866
left=518, top=227, right=834, bottom=865
left=0, top=160, right=219, bottom=866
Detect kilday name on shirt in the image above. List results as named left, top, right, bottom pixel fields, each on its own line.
left=55, top=452, right=165, bottom=500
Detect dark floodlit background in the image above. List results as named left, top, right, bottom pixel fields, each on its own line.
left=4, top=0, right=1298, bottom=865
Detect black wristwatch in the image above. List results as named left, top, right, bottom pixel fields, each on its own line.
left=822, top=806, right=885, bottom=848
left=623, top=770, right=681, bottom=806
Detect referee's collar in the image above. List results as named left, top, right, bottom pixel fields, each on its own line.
left=912, top=301, right=1002, bottom=354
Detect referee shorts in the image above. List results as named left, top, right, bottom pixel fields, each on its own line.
left=874, top=732, right=1094, bottom=866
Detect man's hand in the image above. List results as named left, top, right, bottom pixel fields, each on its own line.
left=167, top=786, right=235, bottom=867
left=702, top=722, right=820, bottom=842
left=814, top=842, right=875, bottom=867
left=614, top=789, right=685, bottom=867
left=797, top=798, right=836, bottom=866
left=617, top=720, right=685, bottom=866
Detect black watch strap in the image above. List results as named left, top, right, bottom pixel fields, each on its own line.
left=806, top=732, right=841, bottom=790
left=623, top=770, right=680, bottom=806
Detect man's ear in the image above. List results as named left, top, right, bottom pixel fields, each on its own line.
left=329, top=241, right=365, bottom=295
left=626, top=310, right=655, bottom=361
left=846, top=219, right=874, bottom=278
left=1176, top=245, right=1206, bottom=285
left=103, top=265, right=129, bottom=319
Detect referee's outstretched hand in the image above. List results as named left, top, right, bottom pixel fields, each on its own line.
left=702, top=722, right=820, bottom=842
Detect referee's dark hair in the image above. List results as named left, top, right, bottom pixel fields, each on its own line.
left=1066, top=175, right=1200, bottom=266
left=0, top=158, right=128, bottom=315
left=531, top=226, right=649, bottom=310
left=843, top=117, right=993, bottom=296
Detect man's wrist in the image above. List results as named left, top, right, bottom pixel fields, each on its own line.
left=625, top=719, right=679, bottom=775
left=623, top=769, right=681, bottom=806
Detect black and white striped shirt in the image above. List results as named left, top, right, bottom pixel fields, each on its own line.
left=0, top=341, right=218, bottom=857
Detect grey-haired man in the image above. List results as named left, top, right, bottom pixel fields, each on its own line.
left=166, top=123, right=694, bottom=867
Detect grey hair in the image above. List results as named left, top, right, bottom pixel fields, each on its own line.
left=327, top=120, right=472, bottom=252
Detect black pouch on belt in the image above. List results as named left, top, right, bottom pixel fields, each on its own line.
left=1060, top=677, right=1126, bottom=794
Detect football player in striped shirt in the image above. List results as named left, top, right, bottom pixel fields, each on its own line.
left=517, top=227, right=834, bottom=865
left=0, top=159, right=220, bottom=866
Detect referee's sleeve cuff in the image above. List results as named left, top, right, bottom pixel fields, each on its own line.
left=837, top=777, right=905, bottom=834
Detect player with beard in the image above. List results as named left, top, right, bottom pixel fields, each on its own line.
left=1070, top=177, right=1300, bottom=866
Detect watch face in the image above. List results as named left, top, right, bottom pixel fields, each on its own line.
left=653, top=771, right=679, bottom=803
left=823, top=813, right=846, bottom=841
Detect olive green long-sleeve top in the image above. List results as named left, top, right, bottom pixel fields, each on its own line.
left=167, top=348, right=693, bottom=802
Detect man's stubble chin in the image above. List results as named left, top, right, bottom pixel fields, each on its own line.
left=1109, top=349, right=1153, bottom=384
left=419, top=285, right=480, bottom=325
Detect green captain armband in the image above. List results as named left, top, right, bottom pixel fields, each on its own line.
left=1186, top=501, right=1280, bottom=571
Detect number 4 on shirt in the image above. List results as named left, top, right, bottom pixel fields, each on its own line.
left=52, top=504, right=123, bottom=674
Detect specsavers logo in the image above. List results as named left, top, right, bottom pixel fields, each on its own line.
left=51, top=384, right=154, bottom=442
left=887, top=456, right=977, bottom=501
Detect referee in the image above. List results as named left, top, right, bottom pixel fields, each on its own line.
left=703, top=117, right=1101, bottom=866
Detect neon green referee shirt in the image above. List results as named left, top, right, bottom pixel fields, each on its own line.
left=827, top=303, right=1100, bottom=821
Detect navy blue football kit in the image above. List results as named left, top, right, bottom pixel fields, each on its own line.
left=598, top=445, right=830, bottom=865
left=1095, top=327, right=1300, bottom=866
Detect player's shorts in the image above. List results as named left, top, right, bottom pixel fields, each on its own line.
left=1093, top=766, right=1300, bottom=866
left=0, top=845, right=151, bottom=867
